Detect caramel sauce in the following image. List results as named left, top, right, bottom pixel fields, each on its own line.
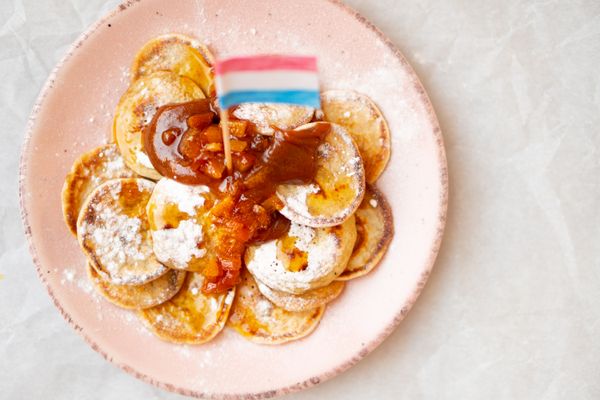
left=143, top=100, right=329, bottom=293
left=159, top=203, right=190, bottom=229
left=118, top=181, right=148, bottom=218
left=143, top=99, right=217, bottom=185
left=279, top=236, right=309, bottom=272
left=241, top=307, right=270, bottom=335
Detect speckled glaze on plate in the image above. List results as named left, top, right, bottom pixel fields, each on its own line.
left=19, top=0, right=448, bottom=398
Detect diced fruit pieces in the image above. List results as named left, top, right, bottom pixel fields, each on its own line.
left=178, top=128, right=204, bottom=160
left=205, top=143, right=223, bottom=152
left=202, top=125, right=223, bottom=143
left=187, top=113, right=213, bottom=130
left=220, top=120, right=249, bottom=138
left=229, top=140, right=248, bottom=152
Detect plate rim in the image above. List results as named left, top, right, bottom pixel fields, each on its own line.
left=18, top=0, right=448, bottom=398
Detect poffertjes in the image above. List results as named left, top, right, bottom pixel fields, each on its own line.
left=131, top=33, right=215, bottom=97
left=321, top=90, right=391, bottom=183
left=113, top=71, right=205, bottom=179
left=62, top=32, right=395, bottom=347
left=255, top=278, right=344, bottom=312
left=337, top=185, right=394, bottom=281
left=77, top=178, right=167, bottom=285
left=87, top=263, right=185, bottom=309
left=227, top=270, right=324, bottom=344
left=138, top=272, right=234, bottom=344
left=245, top=216, right=356, bottom=294
left=277, top=123, right=365, bottom=228
left=62, top=144, right=136, bottom=235
left=146, top=178, right=218, bottom=273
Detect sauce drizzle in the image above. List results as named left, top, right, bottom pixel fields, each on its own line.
left=143, top=100, right=329, bottom=293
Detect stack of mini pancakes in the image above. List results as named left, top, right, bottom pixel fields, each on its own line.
left=62, top=34, right=394, bottom=345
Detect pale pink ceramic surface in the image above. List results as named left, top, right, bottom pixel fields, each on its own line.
left=19, top=0, right=447, bottom=398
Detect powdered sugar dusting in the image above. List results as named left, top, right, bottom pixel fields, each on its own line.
left=76, top=276, right=94, bottom=294
left=197, top=350, right=213, bottom=368
left=152, top=220, right=206, bottom=268
left=247, top=223, right=341, bottom=294
left=104, top=156, right=125, bottom=175
left=108, top=179, right=122, bottom=198
left=233, top=104, right=313, bottom=135
left=87, top=145, right=134, bottom=188
left=100, top=145, right=126, bottom=173
left=59, top=267, right=100, bottom=301
left=255, top=298, right=273, bottom=318
left=153, top=178, right=209, bottom=216
left=62, top=268, right=75, bottom=283
left=288, top=223, right=316, bottom=252
left=174, top=345, right=193, bottom=359
left=254, top=298, right=277, bottom=326
left=342, top=156, right=362, bottom=178
left=324, top=50, right=425, bottom=143
left=251, top=240, right=284, bottom=274
left=89, top=206, right=147, bottom=279
left=278, top=183, right=319, bottom=217
left=306, top=232, right=337, bottom=275
left=136, top=150, right=154, bottom=170
left=79, top=180, right=164, bottom=285
left=148, top=179, right=211, bottom=268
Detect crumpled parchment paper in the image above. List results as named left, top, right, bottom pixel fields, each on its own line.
left=1, top=0, right=599, bottom=399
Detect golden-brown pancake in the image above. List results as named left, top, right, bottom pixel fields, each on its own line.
left=138, top=272, right=235, bottom=344
left=62, top=144, right=136, bottom=235
left=77, top=178, right=168, bottom=285
left=131, top=33, right=215, bottom=97
left=146, top=178, right=219, bottom=273
left=113, top=71, right=204, bottom=179
left=245, top=216, right=356, bottom=294
left=277, top=123, right=365, bottom=227
left=87, top=263, right=185, bottom=309
left=227, top=270, right=324, bottom=344
left=255, top=278, right=344, bottom=312
left=321, top=90, right=391, bottom=183
left=232, top=103, right=314, bottom=135
left=337, top=185, right=394, bottom=281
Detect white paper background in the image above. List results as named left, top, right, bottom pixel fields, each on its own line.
left=1, top=0, right=599, bottom=399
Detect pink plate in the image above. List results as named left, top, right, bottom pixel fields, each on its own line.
left=19, top=0, right=447, bottom=398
